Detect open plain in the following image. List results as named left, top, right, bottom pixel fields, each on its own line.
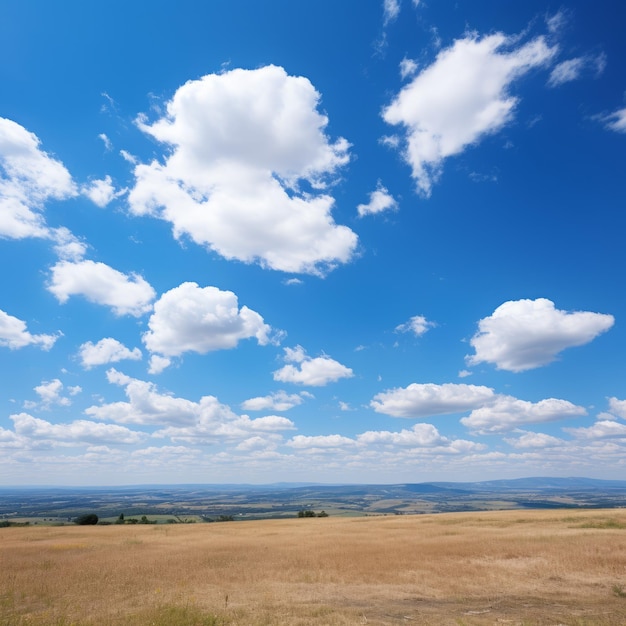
left=1, top=508, right=626, bottom=625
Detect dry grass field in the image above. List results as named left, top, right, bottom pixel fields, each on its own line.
left=1, top=508, right=626, bottom=625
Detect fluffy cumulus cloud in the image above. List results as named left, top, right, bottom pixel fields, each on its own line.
left=143, top=282, right=273, bottom=360
left=48, top=260, right=156, bottom=316
left=241, top=390, right=313, bottom=412
left=86, top=369, right=209, bottom=426
left=273, top=345, right=353, bottom=386
left=79, top=338, right=142, bottom=369
left=395, top=314, right=436, bottom=337
left=358, top=422, right=483, bottom=453
left=127, top=65, right=357, bottom=275
left=10, top=412, right=143, bottom=445
left=608, top=397, right=626, bottom=420
left=86, top=369, right=296, bottom=443
left=0, top=117, right=76, bottom=239
left=461, top=395, right=586, bottom=434
left=288, top=434, right=356, bottom=449
left=154, top=412, right=295, bottom=445
left=357, top=182, right=398, bottom=216
left=371, top=382, right=494, bottom=418
left=82, top=175, right=119, bottom=207
left=565, top=420, right=626, bottom=440
left=382, top=32, right=557, bottom=195
left=467, top=298, right=614, bottom=372
left=505, top=430, right=564, bottom=449
left=24, top=378, right=81, bottom=410
left=0, top=309, right=59, bottom=350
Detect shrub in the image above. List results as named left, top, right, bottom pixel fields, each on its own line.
left=74, top=513, right=99, bottom=525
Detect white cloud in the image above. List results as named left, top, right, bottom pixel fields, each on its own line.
left=548, top=54, right=606, bottom=87
left=284, top=278, right=304, bottom=286
left=395, top=314, right=436, bottom=337
left=461, top=395, right=586, bottom=434
left=546, top=10, right=568, bottom=34
left=27, top=379, right=76, bottom=409
left=357, top=182, right=398, bottom=216
left=358, top=422, right=483, bottom=453
left=128, top=65, right=357, bottom=275
left=467, top=298, right=614, bottom=372
left=10, top=412, right=144, bottom=445
left=383, top=0, right=400, bottom=26
left=371, top=382, right=495, bottom=418
left=98, top=133, right=112, bottom=151
left=148, top=355, right=171, bottom=375
left=143, top=282, right=273, bottom=359
left=565, top=419, right=626, bottom=440
left=82, top=175, right=119, bottom=207
left=288, top=434, right=355, bottom=449
left=86, top=369, right=205, bottom=426
left=458, top=369, right=472, bottom=378
left=399, top=57, right=418, bottom=80
left=608, top=397, right=626, bottom=420
left=241, top=390, right=313, bottom=412
left=154, top=411, right=295, bottom=444
left=548, top=57, right=585, bottom=86
left=0, top=118, right=76, bottom=239
left=273, top=345, right=353, bottom=386
left=86, top=369, right=296, bottom=443
left=48, top=259, right=156, bottom=317
left=382, top=32, right=557, bottom=195
left=79, top=338, right=142, bottom=369
left=505, top=430, right=564, bottom=449
left=0, top=309, right=59, bottom=350
left=601, top=107, right=626, bottom=133
left=51, top=227, right=88, bottom=261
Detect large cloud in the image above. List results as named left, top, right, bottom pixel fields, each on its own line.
left=467, top=298, right=614, bottom=372
left=461, top=395, right=586, bottom=434
left=565, top=420, right=626, bottom=440
left=128, top=65, right=357, bottom=275
left=0, top=118, right=76, bottom=239
left=143, top=282, right=273, bottom=358
left=357, top=422, right=483, bottom=453
left=371, top=382, right=494, bottom=418
left=10, top=413, right=143, bottom=445
left=273, top=345, right=353, bottom=386
left=86, top=370, right=296, bottom=444
left=48, top=260, right=156, bottom=316
left=0, top=308, right=59, bottom=350
left=382, top=32, right=556, bottom=195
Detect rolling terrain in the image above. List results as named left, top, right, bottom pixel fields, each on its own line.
left=1, top=508, right=626, bottom=625
left=2, top=477, right=626, bottom=524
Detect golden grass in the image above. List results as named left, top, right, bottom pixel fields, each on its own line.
left=1, top=508, right=626, bottom=625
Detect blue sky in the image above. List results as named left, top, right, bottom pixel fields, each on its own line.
left=1, top=0, right=626, bottom=485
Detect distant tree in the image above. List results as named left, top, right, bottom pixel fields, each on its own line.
left=74, top=513, right=99, bottom=525
left=115, top=513, right=125, bottom=525
left=297, top=509, right=317, bottom=518
left=317, top=510, right=329, bottom=517
left=216, top=515, right=234, bottom=522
